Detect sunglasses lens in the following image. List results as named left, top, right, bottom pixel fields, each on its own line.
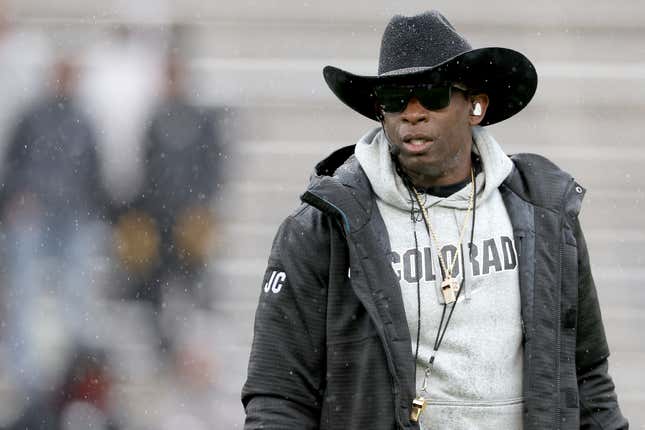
left=376, top=85, right=452, bottom=113
left=376, top=87, right=412, bottom=113
left=417, top=87, right=452, bottom=110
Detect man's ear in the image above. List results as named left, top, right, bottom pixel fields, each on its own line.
left=468, top=93, right=489, bottom=126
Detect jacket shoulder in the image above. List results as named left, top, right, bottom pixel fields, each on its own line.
left=507, top=153, right=584, bottom=215
left=276, top=202, right=335, bottom=252
left=302, top=153, right=375, bottom=233
left=290, top=202, right=330, bottom=232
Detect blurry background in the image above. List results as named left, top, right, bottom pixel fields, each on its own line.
left=0, top=0, right=643, bottom=428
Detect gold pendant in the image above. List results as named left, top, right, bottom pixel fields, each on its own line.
left=441, top=277, right=459, bottom=304
left=410, top=396, right=427, bottom=422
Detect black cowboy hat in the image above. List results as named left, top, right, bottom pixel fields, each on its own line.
left=323, top=10, right=538, bottom=126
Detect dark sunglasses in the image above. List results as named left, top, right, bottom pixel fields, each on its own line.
left=374, top=84, right=465, bottom=113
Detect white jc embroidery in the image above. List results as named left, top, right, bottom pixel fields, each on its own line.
left=264, top=270, right=286, bottom=294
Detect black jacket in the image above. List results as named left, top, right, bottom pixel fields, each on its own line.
left=242, top=146, right=628, bottom=429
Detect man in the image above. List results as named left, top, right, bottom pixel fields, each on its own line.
left=242, top=11, right=628, bottom=430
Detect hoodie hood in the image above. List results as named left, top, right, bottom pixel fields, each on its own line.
left=354, top=125, right=513, bottom=211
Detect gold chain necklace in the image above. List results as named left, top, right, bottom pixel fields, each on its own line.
left=411, top=168, right=475, bottom=305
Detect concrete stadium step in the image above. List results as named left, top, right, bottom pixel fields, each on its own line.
left=603, top=310, right=645, bottom=353
left=12, top=0, right=645, bottom=29
left=597, top=351, right=645, bottom=421
left=185, top=20, right=645, bottom=64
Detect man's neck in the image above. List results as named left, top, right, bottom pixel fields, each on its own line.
left=405, top=160, right=473, bottom=189
left=422, top=175, right=473, bottom=198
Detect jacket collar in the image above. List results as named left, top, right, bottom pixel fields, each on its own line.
left=304, top=145, right=373, bottom=235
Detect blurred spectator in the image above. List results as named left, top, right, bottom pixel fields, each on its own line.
left=113, top=53, right=223, bottom=356
left=0, top=55, right=109, bottom=403
left=0, top=5, right=51, bottom=178
left=79, top=24, right=166, bottom=204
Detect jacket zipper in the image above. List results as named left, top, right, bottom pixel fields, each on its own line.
left=555, top=182, right=575, bottom=429
left=516, top=232, right=532, bottom=430
left=515, top=234, right=528, bottom=346
left=550, top=237, right=560, bottom=429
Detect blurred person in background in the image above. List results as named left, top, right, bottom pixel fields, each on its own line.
left=0, top=54, right=110, bottom=422
left=113, top=51, right=222, bottom=361
left=0, top=2, right=51, bottom=179
left=79, top=22, right=166, bottom=205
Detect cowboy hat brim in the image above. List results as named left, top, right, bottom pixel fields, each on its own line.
left=323, top=47, right=537, bottom=126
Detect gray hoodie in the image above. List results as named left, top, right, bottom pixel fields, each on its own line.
left=355, top=126, right=523, bottom=430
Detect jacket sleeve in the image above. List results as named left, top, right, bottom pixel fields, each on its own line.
left=242, top=208, right=330, bottom=429
left=574, top=218, right=629, bottom=429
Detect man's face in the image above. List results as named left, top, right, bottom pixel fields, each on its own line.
left=381, top=85, right=486, bottom=186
